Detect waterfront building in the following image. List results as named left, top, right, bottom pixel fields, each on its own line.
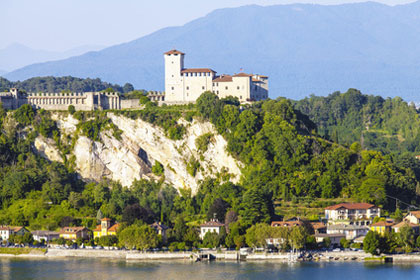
left=150, top=222, right=169, bottom=242
left=93, top=218, right=119, bottom=238
left=31, top=230, right=60, bottom=242
left=326, top=224, right=369, bottom=240
left=164, top=49, right=268, bottom=103
left=392, top=221, right=419, bottom=234
left=311, top=222, right=327, bottom=234
left=59, top=227, right=89, bottom=240
left=314, top=233, right=346, bottom=246
left=325, top=203, right=380, bottom=225
left=0, top=226, right=29, bottom=241
left=199, top=219, right=225, bottom=239
left=370, top=220, right=394, bottom=236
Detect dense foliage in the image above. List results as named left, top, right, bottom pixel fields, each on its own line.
left=295, top=89, right=420, bottom=155
left=0, top=76, right=134, bottom=93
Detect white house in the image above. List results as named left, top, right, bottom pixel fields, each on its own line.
left=0, top=226, right=29, bottom=241
left=325, top=203, right=380, bottom=225
left=31, top=230, right=60, bottom=242
left=403, top=211, right=420, bottom=224
left=164, top=49, right=268, bottom=103
left=326, top=224, right=369, bottom=240
left=199, top=220, right=225, bottom=239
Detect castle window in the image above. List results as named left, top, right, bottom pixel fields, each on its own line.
left=186, top=86, right=189, bottom=90
left=199, top=73, right=202, bottom=77
left=213, top=83, right=215, bottom=86
left=237, top=86, right=240, bottom=90
left=202, top=86, right=205, bottom=90
left=225, top=86, right=228, bottom=90
left=171, top=87, right=174, bottom=90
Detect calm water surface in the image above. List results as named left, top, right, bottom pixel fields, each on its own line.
left=0, top=258, right=419, bottom=280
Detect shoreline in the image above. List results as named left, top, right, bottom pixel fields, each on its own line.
left=1, top=248, right=420, bottom=263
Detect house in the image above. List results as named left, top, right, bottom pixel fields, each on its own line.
left=0, top=226, right=29, bottom=241
left=403, top=211, right=420, bottom=224
left=31, top=230, right=60, bottom=242
left=370, top=220, right=394, bottom=235
left=59, top=227, right=89, bottom=240
left=93, top=218, right=119, bottom=238
left=199, top=219, right=225, bottom=239
left=271, top=220, right=304, bottom=228
left=150, top=222, right=169, bottom=242
left=314, top=233, right=346, bottom=246
left=311, top=222, right=327, bottom=234
left=392, top=221, right=420, bottom=234
left=326, top=224, right=369, bottom=240
left=325, top=203, right=380, bottom=225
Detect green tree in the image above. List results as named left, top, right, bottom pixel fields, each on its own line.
left=398, top=224, right=415, bottom=252
left=68, top=105, right=76, bottom=115
left=118, top=224, right=158, bottom=250
left=363, top=231, right=381, bottom=255
left=152, top=161, right=164, bottom=176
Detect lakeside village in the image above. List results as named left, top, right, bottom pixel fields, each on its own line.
left=3, top=202, right=420, bottom=260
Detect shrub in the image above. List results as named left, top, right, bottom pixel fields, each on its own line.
left=68, top=105, right=76, bottom=115
left=152, top=161, right=164, bottom=176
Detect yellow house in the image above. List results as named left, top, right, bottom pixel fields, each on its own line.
left=370, top=220, right=394, bottom=236
left=59, top=227, right=89, bottom=240
left=93, top=218, right=119, bottom=238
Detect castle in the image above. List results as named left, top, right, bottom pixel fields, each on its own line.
left=164, top=50, right=268, bottom=103
left=0, top=50, right=268, bottom=111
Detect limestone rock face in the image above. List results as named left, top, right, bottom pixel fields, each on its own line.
left=34, top=113, right=241, bottom=193
left=34, top=136, right=63, bottom=163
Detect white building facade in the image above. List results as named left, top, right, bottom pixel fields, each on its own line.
left=164, top=50, right=268, bottom=103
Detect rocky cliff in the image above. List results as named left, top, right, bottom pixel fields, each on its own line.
left=33, top=113, right=241, bottom=193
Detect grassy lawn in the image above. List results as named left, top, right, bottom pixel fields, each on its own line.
left=0, top=247, right=47, bottom=255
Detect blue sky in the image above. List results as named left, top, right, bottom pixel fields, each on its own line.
left=2, top=0, right=417, bottom=51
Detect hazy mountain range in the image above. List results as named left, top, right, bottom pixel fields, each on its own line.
left=0, top=43, right=105, bottom=73
left=4, top=1, right=420, bottom=101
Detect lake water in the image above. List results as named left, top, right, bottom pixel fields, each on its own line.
left=1, top=258, right=420, bottom=280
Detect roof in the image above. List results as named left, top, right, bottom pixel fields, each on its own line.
left=101, top=218, right=111, bottom=221
left=315, top=233, right=346, bottom=238
left=393, top=221, right=419, bottom=228
left=408, top=211, right=420, bottom=219
left=271, top=221, right=303, bottom=227
left=164, top=49, right=185, bottom=55
left=200, top=220, right=225, bottom=227
left=181, top=68, right=216, bottom=73
left=59, top=227, right=87, bottom=234
left=252, top=78, right=263, bottom=83
left=151, top=222, right=169, bottom=231
left=370, top=221, right=394, bottom=227
left=327, top=224, right=369, bottom=230
left=311, top=222, right=327, bottom=230
left=233, top=73, right=253, bottom=77
left=325, top=202, right=377, bottom=210
left=108, top=223, right=120, bottom=232
left=213, top=75, right=233, bottom=83
left=31, top=230, right=60, bottom=236
left=258, top=75, right=268, bottom=78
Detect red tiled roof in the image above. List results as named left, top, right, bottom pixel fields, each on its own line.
left=101, top=218, right=111, bottom=221
left=370, top=221, right=394, bottom=227
left=271, top=221, right=303, bottom=227
left=311, top=222, right=327, bottom=230
left=59, top=227, right=87, bottom=234
left=325, top=202, right=377, bottom=210
left=108, top=223, right=120, bottom=232
left=200, top=220, right=225, bottom=227
left=408, top=211, right=420, bottom=219
left=393, top=221, right=419, bottom=228
left=92, top=225, right=102, bottom=232
left=181, top=68, right=216, bottom=73
left=164, top=49, right=185, bottom=55
left=233, top=73, right=253, bottom=77
left=213, top=75, right=233, bottom=82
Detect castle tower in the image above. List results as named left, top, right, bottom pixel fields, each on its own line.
left=164, top=50, right=185, bottom=102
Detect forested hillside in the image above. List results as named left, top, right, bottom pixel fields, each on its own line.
left=295, top=89, right=420, bottom=155
left=0, top=93, right=419, bottom=248
left=0, top=76, right=134, bottom=93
